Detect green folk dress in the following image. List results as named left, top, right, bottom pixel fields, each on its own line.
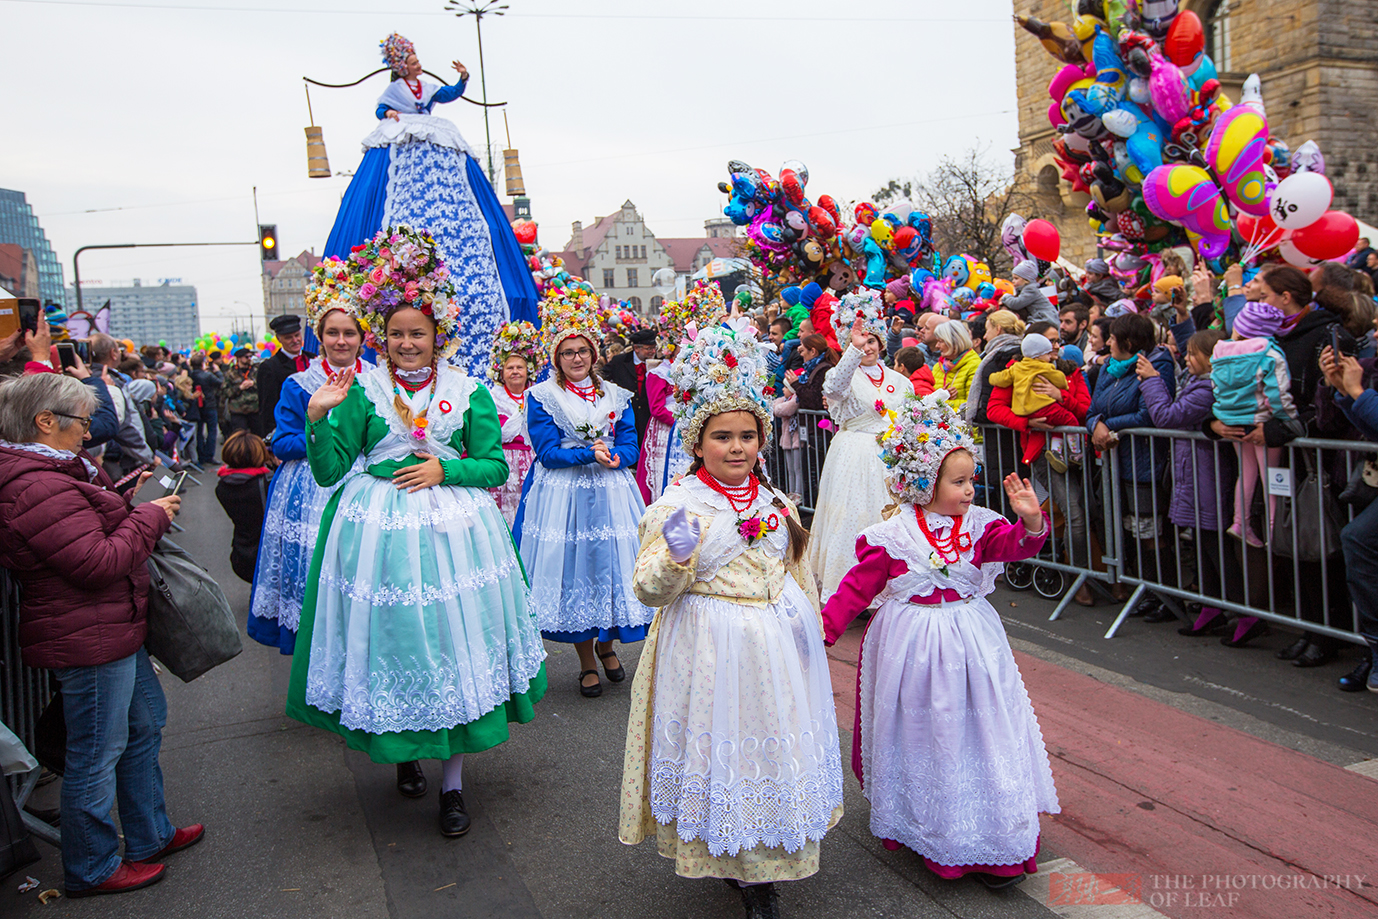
left=285, top=364, right=547, bottom=763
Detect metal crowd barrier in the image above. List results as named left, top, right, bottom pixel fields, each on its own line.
left=1, top=567, right=60, bottom=846
left=774, top=406, right=1374, bottom=646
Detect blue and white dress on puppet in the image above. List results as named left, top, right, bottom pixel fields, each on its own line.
left=513, top=379, right=655, bottom=644
left=321, top=75, right=541, bottom=374
left=249, top=357, right=373, bottom=653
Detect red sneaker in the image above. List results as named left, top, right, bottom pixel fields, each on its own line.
left=139, top=824, right=206, bottom=862
left=66, top=860, right=166, bottom=898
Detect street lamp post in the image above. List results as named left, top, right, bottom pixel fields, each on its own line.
left=443, top=0, right=508, bottom=186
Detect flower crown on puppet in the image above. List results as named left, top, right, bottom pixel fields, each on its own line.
left=380, top=33, right=415, bottom=76
left=877, top=390, right=980, bottom=506
left=539, top=284, right=604, bottom=366
left=831, top=288, right=887, bottom=345
left=488, top=320, right=546, bottom=382
left=667, top=320, right=774, bottom=453
left=304, top=256, right=361, bottom=334
left=657, top=280, right=727, bottom=359
left=348, top=225, right=463, bottom=361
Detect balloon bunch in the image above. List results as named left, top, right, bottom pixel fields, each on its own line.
left=598, top=297, right=645, bottom=348
left=840, top=200, right=939, bottom=289
left=1023, top=0, right=1361, bottom=269
left=511, top=218, right=581, bottom=296
left=192, top=330, right=276, bottom=360
left=718, top=159, right=853, bottom=292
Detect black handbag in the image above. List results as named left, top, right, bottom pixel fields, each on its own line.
left=1271, top=452, right=1344, bottom=561
left=144, top=538, right=242, bottom=682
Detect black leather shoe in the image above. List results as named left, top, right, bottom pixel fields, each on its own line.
left=974, top=872, right=1027, bottom=890
left=439, top=790, right=471, bottom=837
left=736, top=881, right=781, bottom=919
left=1276, top=637, right=1311, bottom=661
left=579, top=669, right=602, bottom=698
left=597, top=646, right=626, bottom=683
left=1294, top=643, right=1337, bottom=668
left=1143, top=606, right=1177, bottom=623
left=1179, top=615, right=1229, bottom=637
left=1220, top=620, right=1271, bottom=647
left=1338, top=658, right=1374, bottom=692
left=396, top=761, right=427, bottom=798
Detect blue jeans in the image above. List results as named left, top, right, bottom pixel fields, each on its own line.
left=1342, top=498, right=1378, bottom=642
left=196, top=409, right=218, bottom=464
left=54, top=648, right=174, bottom=890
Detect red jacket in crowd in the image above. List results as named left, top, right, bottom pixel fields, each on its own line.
left=0, top=444, right=170, bottom=668
left=985, top=360, right=1092, bottom=463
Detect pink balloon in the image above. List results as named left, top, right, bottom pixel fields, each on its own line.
left=1048, top=101, right=1067, bottom=128
left=1048, top=64, right=1085, bottom=102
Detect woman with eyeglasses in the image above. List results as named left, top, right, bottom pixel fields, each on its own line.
left=512, top=293, right=655, bottom=698
left=0, top=373, right=202, bottom=898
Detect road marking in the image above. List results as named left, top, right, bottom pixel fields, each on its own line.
left=1346, top=759, right=1378, bottom=781
left=1022, top=857, right=1169, bottom=918
left=1179, top=675, right=1377, bottom=740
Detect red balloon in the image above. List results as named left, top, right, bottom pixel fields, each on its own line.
left=1235, top=211, right=1280, bottom=246
left=1022, top=218, right=1061, bottom=261
left=1164, top=10, right=1204, bottom=67
left=893, top=226, right=917, bottom=249
left=1291, top=210, right=1360, bottom=260
left=511, top=219, right=538, bottom=245
left=808, top=205, right=836, bottom=239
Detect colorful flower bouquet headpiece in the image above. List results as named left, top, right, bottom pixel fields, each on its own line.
left=658, top=280, right=727, bottom=359
left=539, top=283, right=604, bottom=364
left=667, top=319, right=774, bottom=453
left=488, top=320, right=547, bottom=382
left=380, top=33, right=415, bottom=76
left=877, top=390, right=979, bottom=506
left=831, top=287, right=887, bottom=343
left=304, top=257, right=361, bottom=335
left=349, top=225, right=463, bottom=362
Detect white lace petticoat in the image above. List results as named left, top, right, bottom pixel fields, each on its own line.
left=648, top=581, right=844, bottom=857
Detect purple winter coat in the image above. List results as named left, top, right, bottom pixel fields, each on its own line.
left=1138, top=373, right=1235, bottom=531
left=0, top=445, right=170, bottom=668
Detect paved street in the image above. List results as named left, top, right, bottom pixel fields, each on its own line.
left=10, top=475, right=1378, bottom=918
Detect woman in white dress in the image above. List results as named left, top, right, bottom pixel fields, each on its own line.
left=620, top=322, right=842, bottom=919
left=806, top=290, right=913, bottom=601
left=820, top=392, right=1058, bottom=888
left=486, top=320, right=543, bottom=527
left=512, top=291, right=655, bottom=698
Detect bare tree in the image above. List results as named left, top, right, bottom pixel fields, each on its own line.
left=873, top=144, right=1040, bottom=278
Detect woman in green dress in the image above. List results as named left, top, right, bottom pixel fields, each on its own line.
left=285, top=226, right=546, bottom=838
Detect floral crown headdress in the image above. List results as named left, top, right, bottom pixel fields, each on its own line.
left=666, top=319, right=774, bottom=453
left=488, top=320, right=546, bottom=382
left=348, top=225, right=463, bottom=361
left=304, top=257, right=361, bottom=335
left=831, top=287, right=887, bottom=344
left=539, top=283, right=603, bottom=366
left=877, top=390, right=980, bottom=506
left=657, top=280, right=727, bottom=359
left=380, top=33, right=415, bottom=76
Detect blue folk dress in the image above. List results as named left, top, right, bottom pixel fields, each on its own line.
left=512, top=379, right=655, bottom=644
left=320, top=77, right=539, bottom=374
left=248, top=357, right=372, bottom=653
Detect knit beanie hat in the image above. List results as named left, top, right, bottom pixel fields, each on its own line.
left=1012, top=260, right=1039, bottom=282
left=1061, top=344, right=1084, bottom=366
left=1021, top=334, right=1053, bottom=359
left=1105, top=298, right=1137, bottom=317
left=1232, top=301, right=1285, bottom=340
left=1085, top=258, right=1110, bottom=275
left=1153, top=275, right=1184, bottom=293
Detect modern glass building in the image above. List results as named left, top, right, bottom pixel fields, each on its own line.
left=0, top=188, right=65, bottom=308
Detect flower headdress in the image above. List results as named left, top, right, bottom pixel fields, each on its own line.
left=304, top=257, right=360, bottom=335
left=380, top=33, right=415, bottom=76
left=877, top=390, right=980, bottom=506
left=667, top=320, right=774, bottom=453
left=348, top=225, right=463, bottom=361
left=657, top=280, right=727, bottom=359
left=488, top=320, right=546, bottom=382
left=539, top=282, right=604, bottom=367
left=831, top=287, right=887, bottom=344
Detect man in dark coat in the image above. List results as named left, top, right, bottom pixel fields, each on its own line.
left=256, top=314, right=316, bottom=437
left=601, top=328, right=656, bottom=442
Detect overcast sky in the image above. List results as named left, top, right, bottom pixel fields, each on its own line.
left=4, top=0, right=1018, bottom=335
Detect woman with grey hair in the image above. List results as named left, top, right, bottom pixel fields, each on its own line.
left=930, top=320, right=980, bottom=411
left=0, top=373, right=201, bottom=898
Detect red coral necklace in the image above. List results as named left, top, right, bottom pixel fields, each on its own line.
left=405, top=78, right=423, bottom=100
left=565, top=379, right=598, bottom=402
left=696, top=468, right=759, bottom=513
left=916, top=506, right=972, bottom=565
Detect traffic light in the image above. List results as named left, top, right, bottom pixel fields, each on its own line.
left=258, top=224, right=278, bottom=261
